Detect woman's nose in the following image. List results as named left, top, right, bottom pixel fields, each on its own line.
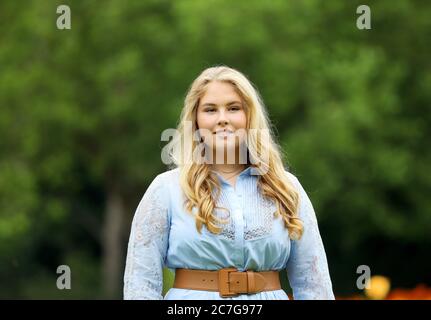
left=218, top=119, right=228, bottom=125
left=217, top=109, right=229, bottom=125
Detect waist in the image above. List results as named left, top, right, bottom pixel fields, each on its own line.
left=173, top=268, right=281, bottom=298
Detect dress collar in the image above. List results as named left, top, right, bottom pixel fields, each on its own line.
left=210, top=165, right=255, bottom=186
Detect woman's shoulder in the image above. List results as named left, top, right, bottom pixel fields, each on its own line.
left=147, top=167, right=180, bottom=192
left=139, top=168, right=180, bottom=209
left=282, top=169, right=311, bottom=200
left=283, top=168, right=301, bottom=188
left=156, top=167, right=180, bottom=183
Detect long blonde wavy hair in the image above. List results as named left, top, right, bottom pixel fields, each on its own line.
left=165, top=65, right=304, bottom=240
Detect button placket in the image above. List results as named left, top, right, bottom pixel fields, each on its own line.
left=231, top=189, right=245, bottom=267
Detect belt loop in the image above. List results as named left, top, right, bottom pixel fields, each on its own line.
left=246, top=271, right=256, bottom=293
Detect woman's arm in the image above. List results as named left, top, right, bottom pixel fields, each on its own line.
left=123, top=174, right=170, bottom=300
left=285, top=174, right=335, bottom=300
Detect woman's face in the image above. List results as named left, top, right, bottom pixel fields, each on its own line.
left=196, top=81, right=247, bottom=162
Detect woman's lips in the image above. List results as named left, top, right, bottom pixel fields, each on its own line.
left=216, top=131, right=233, bottom=137
left=214, top=130, right=234, bottom=138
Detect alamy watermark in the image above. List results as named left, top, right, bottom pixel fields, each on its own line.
left=160, top=122, right=271, bottom=175
left=55, top=5, right=370, bottom=31
left=56, top=265, right=71, bottom=290
left=56, top=5, right=71, bottom=30
left=356, top=5, right=371, bottom=30
left=356, top=265, right=371, bottom=289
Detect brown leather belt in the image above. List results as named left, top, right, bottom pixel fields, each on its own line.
left=173, top=268, right=281, bottom=298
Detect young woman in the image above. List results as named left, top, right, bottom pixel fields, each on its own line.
left=123, top=66, right=335, bottom=300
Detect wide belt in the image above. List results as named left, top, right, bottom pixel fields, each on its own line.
left=173, top=268, right=281, bottom=298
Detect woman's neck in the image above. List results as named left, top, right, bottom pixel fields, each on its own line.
left=210, top=163, right=246, bottom=174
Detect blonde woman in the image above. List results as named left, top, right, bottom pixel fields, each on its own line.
left=123, top=66, right=335, bottom=300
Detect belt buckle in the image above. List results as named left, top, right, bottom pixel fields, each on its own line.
left=218, top=268, right=239, bottom=298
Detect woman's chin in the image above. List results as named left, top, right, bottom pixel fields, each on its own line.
left=212, top=142, right=237, bottom=151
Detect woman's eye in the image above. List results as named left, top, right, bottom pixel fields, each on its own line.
left=229, top=106, right=240, bottom=111
left=206, top=109, right=216, bottom=113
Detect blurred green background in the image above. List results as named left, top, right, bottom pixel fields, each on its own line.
left=0, top=0, right=430, bottom=299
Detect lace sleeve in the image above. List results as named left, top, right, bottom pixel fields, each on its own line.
left=123, top=174, right=170, bottom=300
left=285, top=174, right=335, bottom=300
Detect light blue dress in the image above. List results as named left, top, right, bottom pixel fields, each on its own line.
left=123, top=166, right=335, bottom=300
